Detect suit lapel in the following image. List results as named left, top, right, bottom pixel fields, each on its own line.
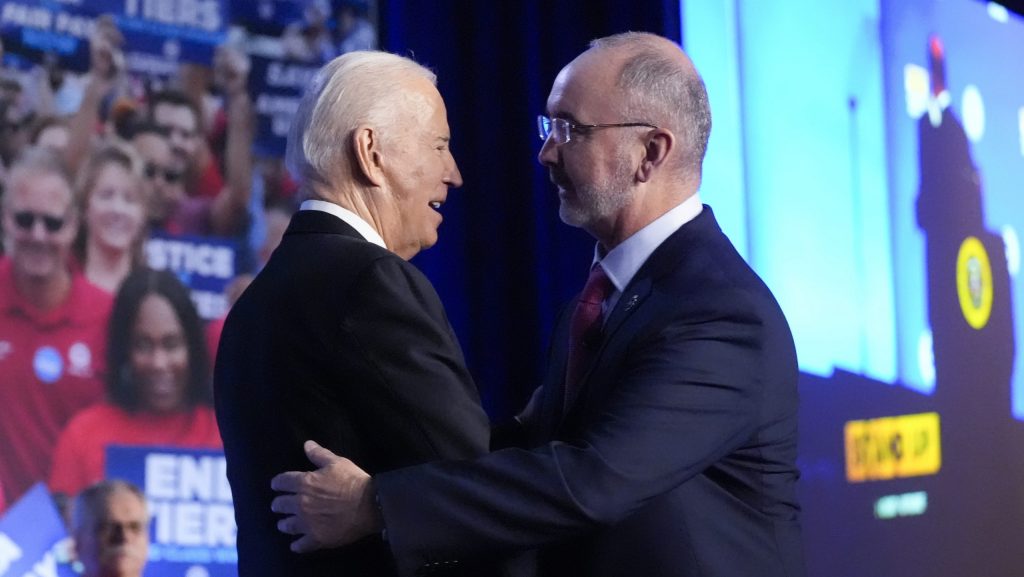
left=557, top=207, right=724, bottom=424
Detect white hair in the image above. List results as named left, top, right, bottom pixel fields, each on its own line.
left=3, top=146, right=73, bottom=210
left=285, top=51, right=437, bottom=195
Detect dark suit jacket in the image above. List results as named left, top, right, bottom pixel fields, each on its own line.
left=214, top=209, right=491, bottom=576
left=376, top=206, right=805, bottom=577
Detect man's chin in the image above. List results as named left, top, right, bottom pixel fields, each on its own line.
left=14, top=260, right=60, bottom=282
left=558, top=202, right=587, bottom=228
left=104, top=548, right=145, bottom=566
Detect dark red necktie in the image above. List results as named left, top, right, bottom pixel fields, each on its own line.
left=565, top=263, right=613, bottom=410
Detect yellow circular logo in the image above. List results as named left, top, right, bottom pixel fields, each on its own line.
left=956, top=236, right=993, bottom=329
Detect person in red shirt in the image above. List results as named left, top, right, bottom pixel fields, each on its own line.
left=0, top=147, right=112, bottom=503
left=148, top=81, right=252, bottom=238
left=49, top=268, right=220, bottom=497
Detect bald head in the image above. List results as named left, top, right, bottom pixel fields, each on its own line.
left=538, top=32, right=712, bottom=248
left=586, top=32, right=711, bottom=176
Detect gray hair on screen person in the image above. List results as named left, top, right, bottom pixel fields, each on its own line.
left=72, top=479, right=150, bottom=577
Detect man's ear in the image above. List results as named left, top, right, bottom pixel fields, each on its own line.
left=352, top=125, right=385, bottom=187
left=637, top=128, right=675, bottom=183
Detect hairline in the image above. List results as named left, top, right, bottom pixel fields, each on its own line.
left=286, top=50, right=438, bottom=196
left=72, top=479, right=149, bottom=535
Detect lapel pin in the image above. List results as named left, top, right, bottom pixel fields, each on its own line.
left=624, top=294, right=640, bottom=312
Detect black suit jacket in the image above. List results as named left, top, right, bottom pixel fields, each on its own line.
left=214, top=209, right=491, bottom=576
left=376, top=206, right=805, bottom=577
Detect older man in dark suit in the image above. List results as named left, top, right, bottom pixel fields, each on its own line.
left=213, top=51, right=492, bottom=576
left=271, top=32, right=805, bottom=577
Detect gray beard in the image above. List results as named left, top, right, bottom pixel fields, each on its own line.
left=558, top=158, right=635, bottom=229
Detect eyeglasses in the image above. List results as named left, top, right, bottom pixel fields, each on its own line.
left=94, top=519, right=147, bottom=539
left=12, top=211, right=66, bottom=233
left=144, top=163, right=183, bottom=184
left=537, top=115, right=658, bottom=144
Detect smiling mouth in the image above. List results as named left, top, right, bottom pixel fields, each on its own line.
left=429, top=201, right=442, bottom=210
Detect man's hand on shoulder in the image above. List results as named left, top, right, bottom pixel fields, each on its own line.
left=271, top=440, right=383, bottom=553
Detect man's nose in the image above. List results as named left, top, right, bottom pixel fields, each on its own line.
left=446, top=155, right=464, bottom=188
left=537, top=135, right=558, bottom=167
left=28, top=218, right=50, bottom=240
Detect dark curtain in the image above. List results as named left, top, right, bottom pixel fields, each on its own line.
left=378, top=0, right=681, bottom=421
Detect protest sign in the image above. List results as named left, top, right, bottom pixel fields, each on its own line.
left=145, top=233, right=238, bottom=321
left=0, top=484, right=76, bottom=577
left=106, top=446, right=236, bottom=577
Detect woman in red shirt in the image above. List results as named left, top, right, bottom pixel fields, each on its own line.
left=49, top=268, right=220, bottom=497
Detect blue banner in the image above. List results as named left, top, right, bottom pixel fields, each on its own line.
left=248, top=54, right=320, bottom=157
left=0, top=484, right=77, bottom=577
left=0, top=0, right=227, bottom=73
left=145, top=233, right=239, bottom=320
left=106, top=446, right=237, bottom=577
left=231, top=0, right=305, bottom=36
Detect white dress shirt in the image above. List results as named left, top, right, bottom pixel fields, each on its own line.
left=300, top=199, right=387, bottom=250
left=595, top=193, right=703, bottom=319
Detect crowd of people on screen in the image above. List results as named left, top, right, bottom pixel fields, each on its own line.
left=0, top=0, right=376, bottom=523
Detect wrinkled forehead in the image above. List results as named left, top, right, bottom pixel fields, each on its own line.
left=387, top=77, right=450, bottom=138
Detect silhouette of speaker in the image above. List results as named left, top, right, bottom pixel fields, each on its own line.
left=915, top=35, right=1020, bottom=577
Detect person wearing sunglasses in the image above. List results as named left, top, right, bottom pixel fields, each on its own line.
left=129, top=121, right=187, bottom=234
left=70, top=480, right=151, bottom=577
left=0, top=147, right=112, bottom=506
left=147, top=84, right=252, bottom=238
left=272, top=33, right=804, bottom=577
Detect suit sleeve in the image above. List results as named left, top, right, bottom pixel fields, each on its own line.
left=376, top=292, right=777, bottom=573
left=339, top=257, right=490, bottom=462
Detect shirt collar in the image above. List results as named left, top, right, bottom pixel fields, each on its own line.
left=596, top=193, right=703, bottom=293
left=300, top=199, right=387, bottom=250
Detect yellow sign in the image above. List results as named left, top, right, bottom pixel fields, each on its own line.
left=957, top=236, right=993, bottom=329
left=845, top=413, right=941, bottom=483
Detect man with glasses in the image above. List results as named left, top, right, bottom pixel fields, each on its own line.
left=271, top=32, right=804, bottom=577
left=72, top=480, right=150, bottom=577
left=149, top=85, right=252, bottom=238
left=129, top=121, right=189, bottom=234
left=0, top=148, right=111, bottom=504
